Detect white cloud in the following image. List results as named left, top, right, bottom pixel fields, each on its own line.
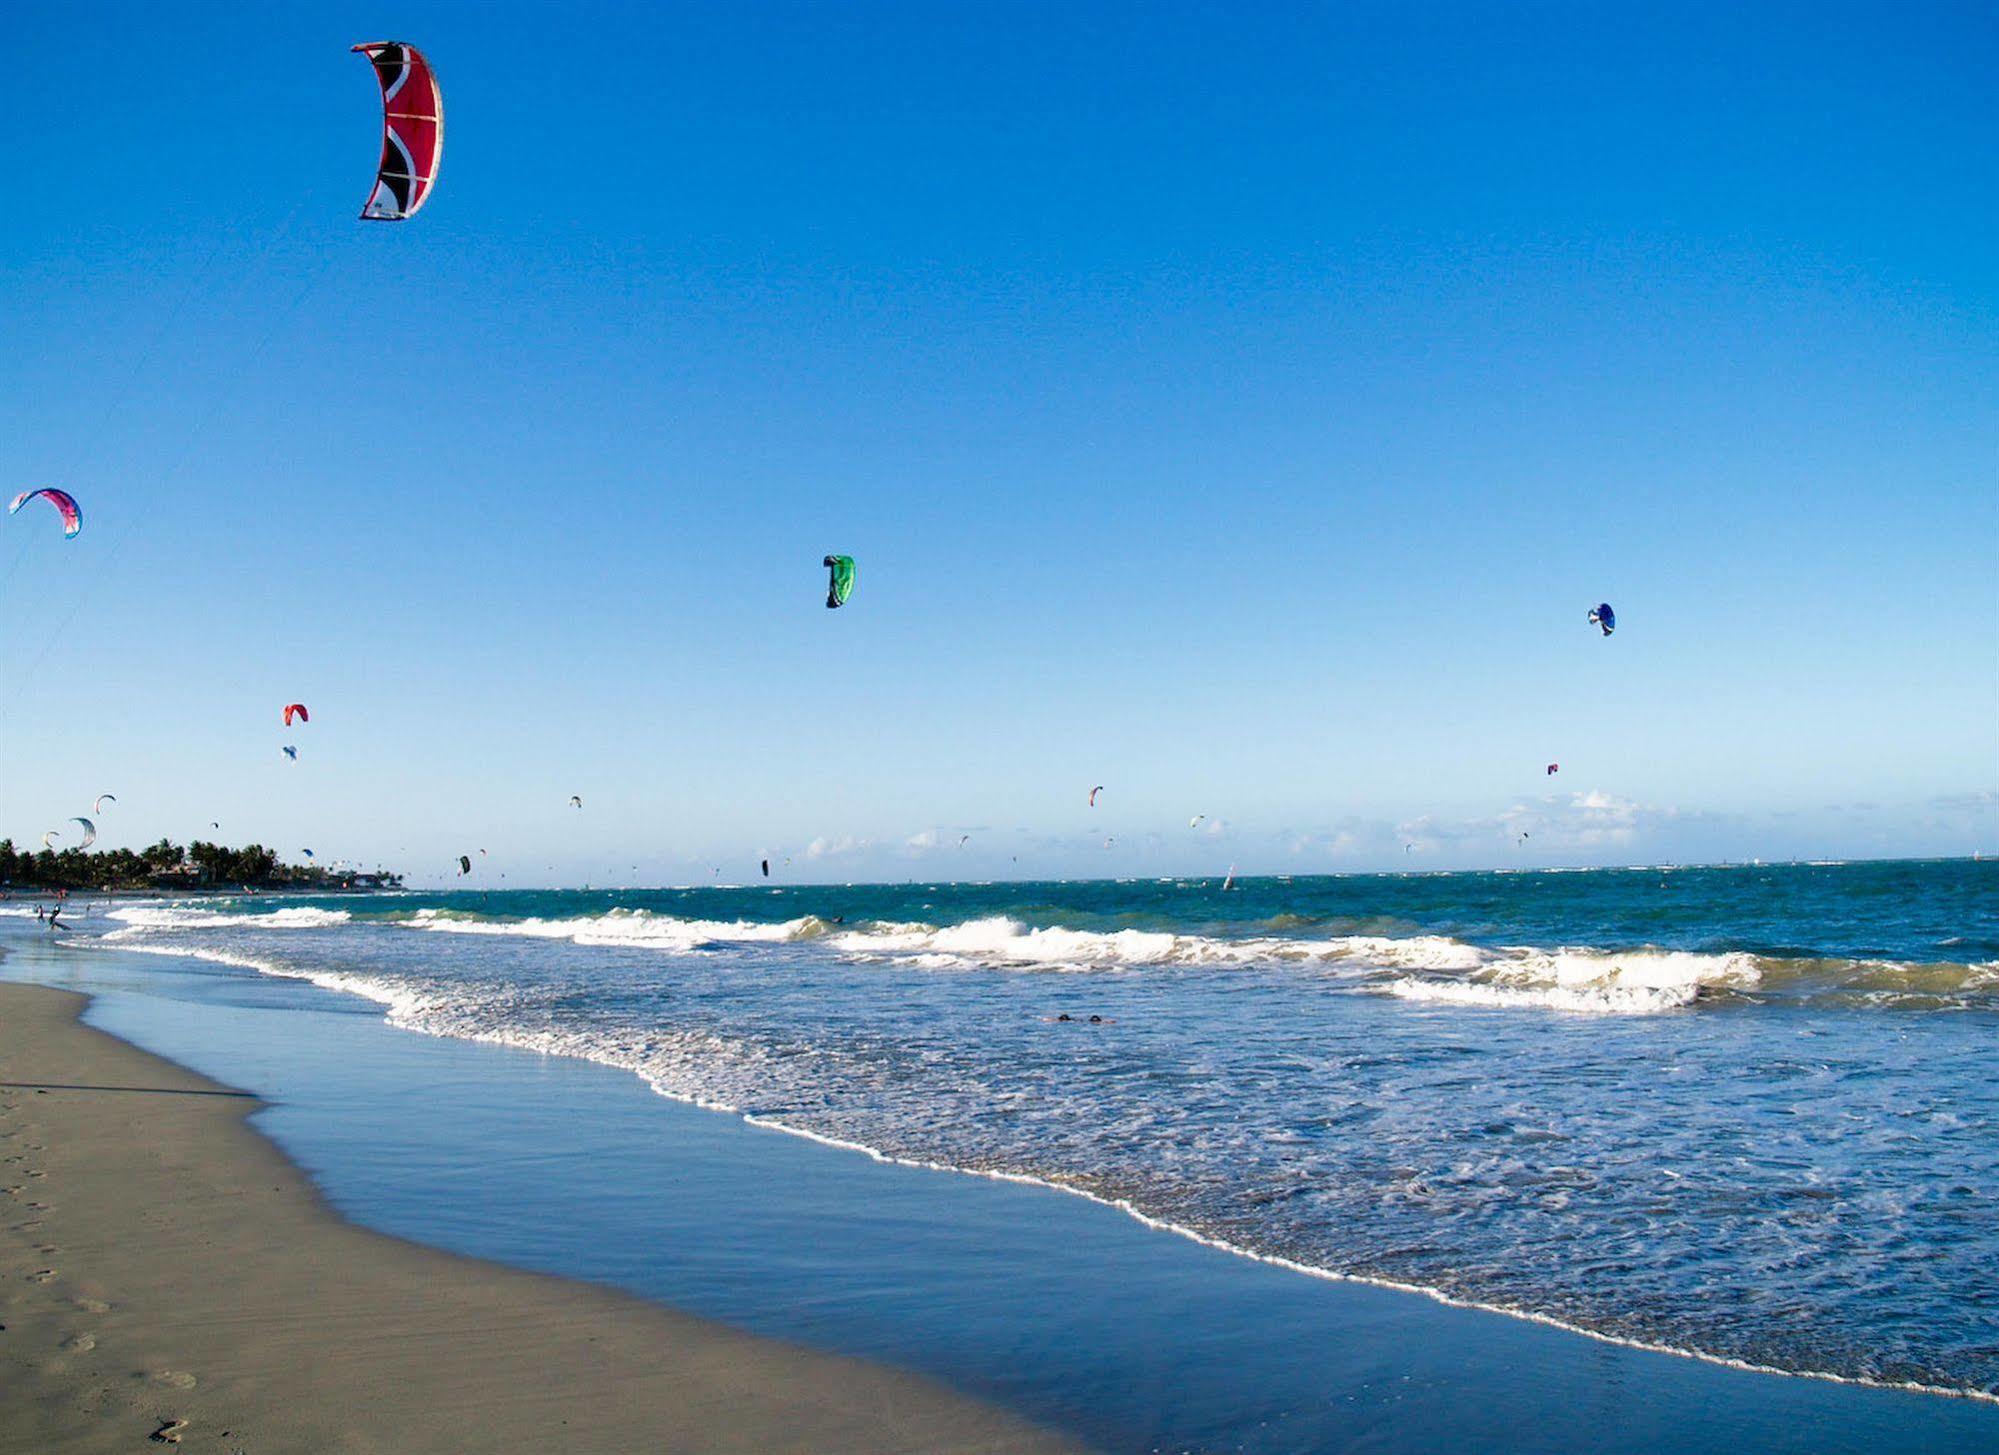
left=1574, top=789, right=1636, bottom=817
left=804, top=834, right=868, bottom=860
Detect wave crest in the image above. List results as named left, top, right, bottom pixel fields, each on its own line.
left=107, top=905, right=354, bottom=931
left=85, top=899, right=1999, bottom=1013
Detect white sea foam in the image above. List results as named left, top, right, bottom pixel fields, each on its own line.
left=90, top=902, right=1993, bottom=1015
left=826, top=916, right=1490, bottom=974
left=1384, top=947, right=1764, bottom=1014
left=98, top=899, right=1497, bottom=977
left=1387, top=977, right=1702, bottom=1014
left=398, top=906, right=830, bottom=951
left=106, top=905, right=354, bottom=931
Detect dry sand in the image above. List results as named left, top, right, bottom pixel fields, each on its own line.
left=0, top=982, right=1080, bottom=1453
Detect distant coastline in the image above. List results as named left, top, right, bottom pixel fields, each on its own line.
left=0, top=838, right=402, bottom=895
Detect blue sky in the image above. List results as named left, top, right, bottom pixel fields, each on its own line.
left=2, top=1, right=1993, bottom=884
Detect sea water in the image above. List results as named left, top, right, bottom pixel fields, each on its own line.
left=54, top=860, right=1999, bottom=1399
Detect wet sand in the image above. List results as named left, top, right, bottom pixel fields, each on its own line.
left=0, top=982, right=1077, bottom=1454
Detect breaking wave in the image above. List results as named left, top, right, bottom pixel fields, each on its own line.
left=107, top=905, right=355, bottom=931
left=395, top=905, right=835, bottom=951
left=88, top=900, right=1999, bottom=1014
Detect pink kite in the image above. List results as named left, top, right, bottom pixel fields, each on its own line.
left=8, top=488, right=81, bottom=538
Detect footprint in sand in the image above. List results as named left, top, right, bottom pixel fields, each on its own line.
left=26, top=1170, right=46, bottom=1179
left=75, top=1298, right=111, bottom=1314
left=28, top=1269, right=58, bottom=1282
left=150, top=1417, right=188, bottom=1444
left=60, top=1333, right=96, bottom=1352
left=151, top=1371, right=198, bottom=1389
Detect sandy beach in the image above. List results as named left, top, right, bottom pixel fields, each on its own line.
left=0, top=981, right=1076, bottom=1454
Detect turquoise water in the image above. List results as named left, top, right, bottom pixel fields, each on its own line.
left=52, top=859, right=1999, bottom=1398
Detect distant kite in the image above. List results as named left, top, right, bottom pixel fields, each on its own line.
left=9, top=488, right=81, bottom=538
left=283, top=746, right=299, bottom=761
left=1546, top=764, right=1559, bottom=775
left=353, top=42, right=443, bottom=221
left=283, top=703, right=309, bottom=727
left=93, top=793, right=116, bottom=814
left=569, top=795, right=583, bottom=808
left=824, top=555, right=856, bottom=609
left=1089, top=786, right=1104, bottom=808
left=458, top=854, right=472, bottom=875
left=1588, top=603, right=1616, bottom=637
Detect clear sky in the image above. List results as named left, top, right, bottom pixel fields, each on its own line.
left=2, top=1, right=1993, bottom=885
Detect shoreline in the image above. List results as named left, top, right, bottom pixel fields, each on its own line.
left=168, top=904, right=1995, bottom=1409
left=0, top=980, right=1078, bottom=1454
left=734, top=1115, right=1999, bottom=1410
left=8, top=918, right=1996, bottom=1452
left=287, top=946, right=1999, bottom=1410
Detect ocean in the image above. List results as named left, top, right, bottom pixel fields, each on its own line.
left=46, top=859, right=1999, bottom=1402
